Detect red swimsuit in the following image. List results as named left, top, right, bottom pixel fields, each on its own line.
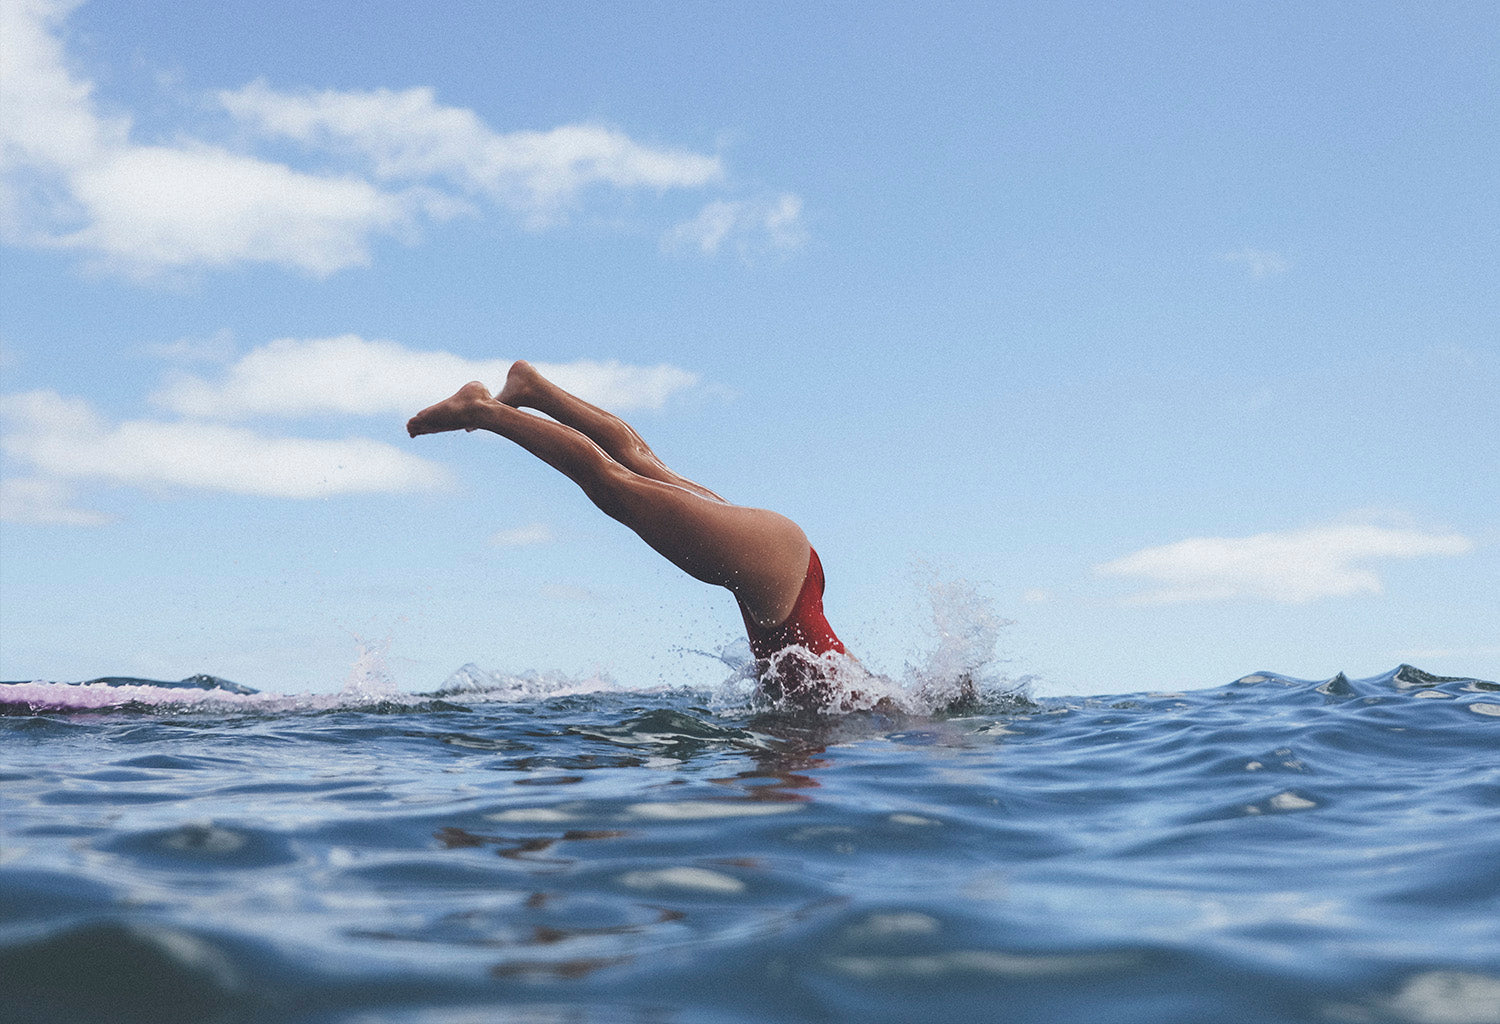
left=737, top=548, right=846, bottom=699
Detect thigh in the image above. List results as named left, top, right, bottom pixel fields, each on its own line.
left=607, top=475, right=811, bottom=627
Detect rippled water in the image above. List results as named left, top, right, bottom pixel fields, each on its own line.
left=3, top=665, right=1499, bottom=1024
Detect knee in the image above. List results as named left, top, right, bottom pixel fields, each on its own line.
left=581, top=460, right=643, bottom=521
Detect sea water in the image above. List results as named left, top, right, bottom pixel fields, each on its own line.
left=2, top=635, right=1498, bottom=1022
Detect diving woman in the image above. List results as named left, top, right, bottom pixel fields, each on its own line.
left=407, top=360, right=847, bottom=703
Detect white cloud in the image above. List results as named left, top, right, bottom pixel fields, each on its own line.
left=219, top=81, right=723, bottom=219
left=146, top=328, right=237, bottom=363
left=0, top=1, right=744, bottom=275
left=0, top=475, right=112, bottom=525
left=663, top=193, right=806, bottom=256
left=150, top=335, right=698, bottom=418
left=1, top=389, right=449, bottom=498
left=2, top=334, right=697, bottom=516
left=0, top=0, right=120, bottom=195
left=0, top=0, right=420, bottom=275
left=1096, top=523, right=1474, bottom=605
left=58, top=144, right=418, bottom=276
left=1223, top=248, right=1289, bottom=278
left=490, top=522, right=553, bottom=547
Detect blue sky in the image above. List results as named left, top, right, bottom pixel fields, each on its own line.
left=2, top=0, right=1496, bottom=696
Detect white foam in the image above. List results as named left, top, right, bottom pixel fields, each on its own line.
left=618, top=866, right=746, bottom=894
left=431, top=663, right=620, bottom=701
left=802, top=570, right=1027, bottom=716
left=0, top=681, right=399, bottom=714
left=1269, top=791, right=1317, bottom=811
left=1383, top=971, right=1500, bottom=1024
left=627, top=801, right=801, bottom=820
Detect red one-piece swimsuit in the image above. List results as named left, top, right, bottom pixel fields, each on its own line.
left=737, top=547, right=846, bottom=700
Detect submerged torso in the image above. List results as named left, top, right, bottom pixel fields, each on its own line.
left=737, top=547, right=846, bottom=701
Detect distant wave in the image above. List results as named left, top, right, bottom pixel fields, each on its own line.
left=2, top=664, right=1493, bottom=716
left=1231, top=664, right=1500, bottom=698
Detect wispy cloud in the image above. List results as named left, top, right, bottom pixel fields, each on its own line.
left=1222, top=248, right=1290, bottom=279
left=1096, top=523, right=1474, bottom=605
left=0, top=0, right=769, bottom=276
left=1, top=389, right=449, bottom=500
left=0, top=0, right=419, bottom=276
left=151, top=336, right=698, bottom=418
left=57, top=144, right=419, bottom=276
left=490, top=522, right=554, bottom=547
left=2, top=337, right=698, bottom=522
left=219, top=81, right=722, bottom=224
left=0, top=475, right=113, bottom=525
left=144, top=328, right=237, bottom=364
left=663, top=194, right=806, bottom=257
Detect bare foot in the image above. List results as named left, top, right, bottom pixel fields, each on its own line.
left=495, top=360, right=541, bottom=408
left=407, top=381, right=495, bottom=437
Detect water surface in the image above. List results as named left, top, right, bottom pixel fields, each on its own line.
left=3, top=665, right=1498, bottom=1023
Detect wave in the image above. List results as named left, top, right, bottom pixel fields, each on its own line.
left=1229, top=664, right=1499, bottom=699
left=3, top=662, right=1492, bottom=719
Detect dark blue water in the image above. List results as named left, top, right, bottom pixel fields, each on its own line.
left=3, top=664, right=1498, bottom=1024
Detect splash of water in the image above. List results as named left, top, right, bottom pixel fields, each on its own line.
left=2, top=576, right=1027, bottom=717
left=901, top=575, right=1019, bottom=708
left=430, top=663, right=619, bottom=701
left=337, top=636, right=399, bottom=701
left=731, top=572, right=1029, bottom=717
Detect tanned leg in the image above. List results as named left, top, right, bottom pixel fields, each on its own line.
left=496, top=360, right=726, bottom=502
left=408, top=382, right=809, bottom=628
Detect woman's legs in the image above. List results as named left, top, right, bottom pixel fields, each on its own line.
left=407, top=379, right=811, bottom=629
left=496, top=360, right=726, bottom=503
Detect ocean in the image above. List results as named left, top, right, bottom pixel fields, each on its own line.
left=3, top=658, right=1498, bottom=1024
